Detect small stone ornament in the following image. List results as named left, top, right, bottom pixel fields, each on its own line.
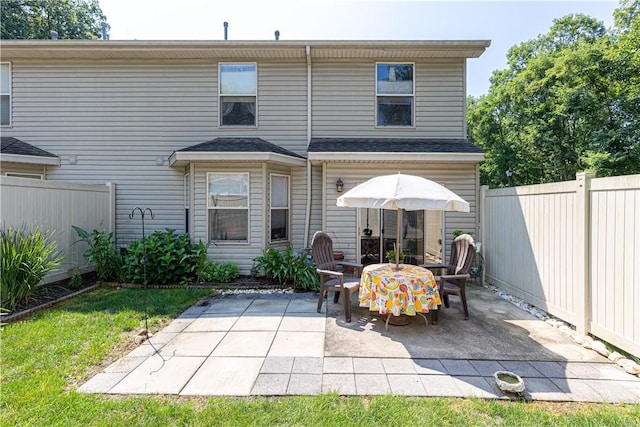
left=494, top=371, right=525, bottom=395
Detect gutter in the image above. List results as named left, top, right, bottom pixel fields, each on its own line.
left=304, top=45, right=312, bottom=248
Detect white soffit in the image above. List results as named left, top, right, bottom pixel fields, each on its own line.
left=0, top=153, right=60, bottom=166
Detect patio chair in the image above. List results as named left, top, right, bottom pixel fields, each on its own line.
left=311, top=231, right=364, bottom=322
left=422, top=234, right=475, bottom=320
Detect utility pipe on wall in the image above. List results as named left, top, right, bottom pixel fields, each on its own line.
left=303, top=45, right=312, bottom=248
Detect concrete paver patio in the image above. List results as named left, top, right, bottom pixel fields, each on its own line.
left=78, top=285, right=640, bottom=402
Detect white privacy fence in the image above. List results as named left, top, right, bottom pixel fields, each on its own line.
left=481, top=172, right=640, bottom=357
left=0, top=176, right=115, bottom=283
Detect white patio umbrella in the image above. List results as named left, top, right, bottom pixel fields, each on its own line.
left=336, top=173, right=469, bottom=269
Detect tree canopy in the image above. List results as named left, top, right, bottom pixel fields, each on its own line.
left=468, top=1, right=640, bottom=187
left=1, top=0, right=108, bottom=40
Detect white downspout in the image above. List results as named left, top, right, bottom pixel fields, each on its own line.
left=303, top=45, right=312, bottom=248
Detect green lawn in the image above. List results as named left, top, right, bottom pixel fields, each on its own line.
left=1, top=287, right=638, bottom=426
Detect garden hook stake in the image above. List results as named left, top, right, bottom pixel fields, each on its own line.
left=129, top=207, right=155, bottom=343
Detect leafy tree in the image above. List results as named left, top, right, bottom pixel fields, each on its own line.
left=1, top=0, right=108, bottom=40
left=468, top=5, right=640, bottom=187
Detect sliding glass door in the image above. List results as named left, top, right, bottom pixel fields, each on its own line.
left=358, top=208, right=442, bottom=265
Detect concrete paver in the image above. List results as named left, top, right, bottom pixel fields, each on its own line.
left=77, top=372, right=129, bottom=393
left=441, top=359, right=479, bottom=376
left=355, top=374, right=391, bottom=395
left=288, top=373, right=322, bottom=395
left=269, top=331, right=324, bottom=357
left=323, top=357, right=354, bottom=373
left=159, top=331, right=225, bottom=357
left=212, top=331, right=275, bottom=357
left=469, top=360, right=504, bottom=377
left=252, top=373, right=290, bottom=395
left=322, top=373, right=356, bottom=394
left=110, top=355, right=205, bottom=394
left=181, top=356, right=263, bottom=396
left=499, top=360, right=544, bottom=378
left=292, top=357, right=324, bottom=374
left=78, top=291, right=640, bottom=402
left=184, top=314, right=239, bottom=332
left=382, top=358, right=417, bottom=374
left=353, top=357, right=386, bottom=374
left=388, top=374, right=426, bottom=395
left=261, top=356, right=294, bottom=373
left=412, top=359, right=447, bottom=375
left=420, top=374, right=463, bottom=397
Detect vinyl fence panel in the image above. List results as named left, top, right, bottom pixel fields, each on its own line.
left=0, top=176, right=115, bottom=283
left=481, top=173, right=640, bottom=358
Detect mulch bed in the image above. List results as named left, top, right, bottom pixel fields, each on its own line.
left=2, top=272, right=99, bottom=323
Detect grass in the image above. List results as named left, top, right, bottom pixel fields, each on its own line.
left=2, top=287, right=639, bottom=427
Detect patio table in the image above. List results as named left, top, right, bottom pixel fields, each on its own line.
left=358, top=263, right=441, bottom=329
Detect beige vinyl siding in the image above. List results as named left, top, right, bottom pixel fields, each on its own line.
left=193, top=162, right=263, bottom=274
left=312, top=59, right=465, bottom=138
left=309, top=164, right=323, bottom=245
left=319, top=163, right=478, bottom=263
left=10, top=62, right=215, bottom=243
left=290, top=166, right=307, bottom=250
left=213, top=61, right=308, bottom=156
left=8, top=60, right=308, bottom=244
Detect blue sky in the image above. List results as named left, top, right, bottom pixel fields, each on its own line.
left=99, top=0, right=619, bottom=96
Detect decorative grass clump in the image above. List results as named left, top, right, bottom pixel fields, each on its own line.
left=1, top=225, right=63, bottom=312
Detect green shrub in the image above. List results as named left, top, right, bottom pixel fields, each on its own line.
left=72, top=225, right=122, bottom=281
left=69, top=271, right=82, bottom=289
left=199, top=261, right=240, bottom=283
left=125, top=229, right=206, bottom=286
left=1, top=225, right=63, bottom=311
left=252, top=245, right=319, bottom=291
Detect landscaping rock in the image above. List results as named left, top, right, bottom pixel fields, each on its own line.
left=617, top=359, right=640, bottom=375
left=558, top=325, right=573, bottom=335
left=581, top=335, right=594, bottom=349
left=608, top=351, right=624, bottom=363
left=590, top=340, right=610, bottom=357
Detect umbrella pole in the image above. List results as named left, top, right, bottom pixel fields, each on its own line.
left=395, top=209, right=401, bottom=269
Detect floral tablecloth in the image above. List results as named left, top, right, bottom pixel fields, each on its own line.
left=359, top=263, right=441, bottom=316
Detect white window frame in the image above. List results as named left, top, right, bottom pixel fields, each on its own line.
left=218, top=62, right=258, bottom=128
left=375, top=62, right=415, bottom=128
left=207, top=172, right=250, bottom=244
left=270, top=173, right=290, bottom=243
left=1, top=62, right=11, bottom=127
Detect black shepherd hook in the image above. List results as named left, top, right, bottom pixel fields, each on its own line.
left=129, top=207, right=155, bottom=241
left=128, top=207, right=175, bottom=369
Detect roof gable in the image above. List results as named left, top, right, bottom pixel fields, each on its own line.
left=170, top=137, right=306, bottom=167
left=0, top=137, right=60, bottom=166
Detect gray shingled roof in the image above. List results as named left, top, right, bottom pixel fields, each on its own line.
left=1, top=137, right=58, bottom=158
left=308, top=138, right=483, bottom=153
left=177, top=137, right=305, bottom=159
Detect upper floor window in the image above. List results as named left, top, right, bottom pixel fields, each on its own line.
left=376, top=63, right=414, bottom=127
left=208, top=172, right=249, bottom=243
left=0, top=63, right=11, bottom=126
left=270, top=174, right=289, bottom=242
left=219, top=63, right=257, bottom=126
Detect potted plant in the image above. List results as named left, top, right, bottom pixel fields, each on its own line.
left=385, top=249, right=405, bottom=263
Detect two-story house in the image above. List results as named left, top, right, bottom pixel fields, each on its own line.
left=0, top=39, right=489, bottom=274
